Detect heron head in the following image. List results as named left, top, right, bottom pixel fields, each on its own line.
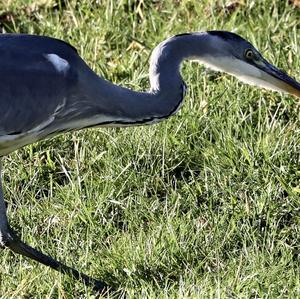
left=199, top=31, right=300, bottom=99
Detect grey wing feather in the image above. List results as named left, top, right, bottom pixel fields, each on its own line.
left=0, top=35, right=79, bottom=136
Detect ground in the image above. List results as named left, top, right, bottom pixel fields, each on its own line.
left=0, top=0, right=299, bottom=298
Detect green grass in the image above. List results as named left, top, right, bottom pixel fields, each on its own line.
left=0, top=0, right=300, bottom=297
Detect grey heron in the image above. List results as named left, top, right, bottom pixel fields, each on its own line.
left=0, top=31, right=300, bottom=292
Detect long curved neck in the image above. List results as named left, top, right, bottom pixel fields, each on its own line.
left=73, top=33, right=210, bottom=128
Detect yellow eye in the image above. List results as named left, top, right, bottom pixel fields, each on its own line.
left=245, top=49, right=254, bottom=60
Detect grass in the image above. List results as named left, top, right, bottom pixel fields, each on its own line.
left=0, top=0, right=300, bottom=297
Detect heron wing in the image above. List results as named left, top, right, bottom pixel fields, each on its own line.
left=0, top=35, right=78, bottom=136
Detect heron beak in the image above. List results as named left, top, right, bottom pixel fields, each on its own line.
left=259, top=60, right=300, bottom=99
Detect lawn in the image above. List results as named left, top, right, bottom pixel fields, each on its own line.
left=0, top=0, right=299, bottom=298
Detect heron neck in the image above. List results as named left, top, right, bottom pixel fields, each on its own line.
left=83, top=33, right=208, bottom=126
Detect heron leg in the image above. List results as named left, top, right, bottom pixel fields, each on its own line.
left=0, top=159, right=110, bottom=293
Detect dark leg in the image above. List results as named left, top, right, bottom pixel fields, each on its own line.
left=0, top=160, right=110, bottom=293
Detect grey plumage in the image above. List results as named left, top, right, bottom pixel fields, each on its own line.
left=0, top=31, right=299, bottom=292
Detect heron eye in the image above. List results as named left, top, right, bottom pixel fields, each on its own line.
left=245, top=49, right=254, bottom=60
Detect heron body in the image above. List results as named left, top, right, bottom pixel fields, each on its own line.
left=0, top=31, right=299, bottom=292
left=0, top=34, right=186, bottom=156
